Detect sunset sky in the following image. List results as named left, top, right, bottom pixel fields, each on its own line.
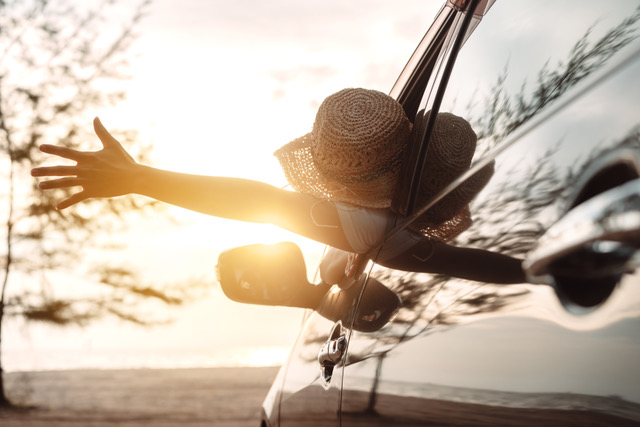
left=103, top=0, right=441, bottom=260
left=5, top=0, right=442, bottom=371
left=8, top=0, right=640, bottom=373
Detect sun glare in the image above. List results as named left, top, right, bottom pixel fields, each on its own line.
left=241, top=346, right=291, bottom=367
left=12, top=0, right=440, bottom=373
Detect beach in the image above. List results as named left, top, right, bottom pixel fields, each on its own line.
left=1, top=366, right=280, bottom=426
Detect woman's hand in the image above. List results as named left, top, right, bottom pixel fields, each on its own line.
left=319, top=248, right=368, bottom=289
left=31, top=117, right=139, bottom=209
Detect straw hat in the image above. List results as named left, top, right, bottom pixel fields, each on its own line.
left=409, top=112, right=494, bottom=241
left=274, top=89, right=493, bottom=241
left=274, top=88, right=411, bottom=208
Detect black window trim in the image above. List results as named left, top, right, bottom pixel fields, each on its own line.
left=393, top=0, right=482, bottom=219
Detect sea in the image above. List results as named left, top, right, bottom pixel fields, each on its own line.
left=3, top=345, right=293, bottom=372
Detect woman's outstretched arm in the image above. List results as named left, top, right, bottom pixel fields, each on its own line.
left=31, top=118, right=353, bottom=251
left=380, top=239, right=526, bottom=284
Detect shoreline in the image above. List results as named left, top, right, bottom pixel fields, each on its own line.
left=2, top=366, right=280, bottom=426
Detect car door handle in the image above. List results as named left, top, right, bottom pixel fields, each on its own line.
left=318, top=336, right=347, bottom=368
left=524, top=179, right=640, bottom=309
left=318, top=333, right=347, bottom=384
left=524, top=178, right=640, bottom=279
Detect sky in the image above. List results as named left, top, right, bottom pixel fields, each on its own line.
left=6, top=0, right=640, bottom=375
left=8, top=0, right=640, bottom=372
left=118, top=0, right=437, bottom=178
left=4, top=0, right=442, bottom=371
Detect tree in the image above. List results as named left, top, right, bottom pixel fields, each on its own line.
left=0, top=0, right=200, bottom=407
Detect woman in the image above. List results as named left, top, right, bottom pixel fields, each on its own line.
left=31, top=88, right=525, bottom=284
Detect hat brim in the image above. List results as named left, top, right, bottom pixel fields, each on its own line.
left=274, top=133, right=397, bottom=208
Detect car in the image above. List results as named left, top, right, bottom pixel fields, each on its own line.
left=217, top=0, right=640, bottom=425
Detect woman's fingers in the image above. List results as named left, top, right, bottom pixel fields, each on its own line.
left=39, top=144, right=88, bottom=161
left=56, top=191, right=90, bottom=210
left=38, top=177, right=83, bottom=190
left=31, top=165, right=80, bottom=177
left=345, top=252, right=366, bottom=278
left=93, top=117, right=120, bottom=149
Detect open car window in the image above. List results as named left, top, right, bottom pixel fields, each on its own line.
left=391, top=0, right=494, bottom=222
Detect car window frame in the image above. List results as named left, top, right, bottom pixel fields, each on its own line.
left=372, top=0, right=489, bottom=260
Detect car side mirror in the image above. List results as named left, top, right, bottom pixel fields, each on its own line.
left=216, top=242, right=330, bottom=309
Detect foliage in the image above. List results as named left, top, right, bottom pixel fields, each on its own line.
left=0, top=0, right=204, bottom=406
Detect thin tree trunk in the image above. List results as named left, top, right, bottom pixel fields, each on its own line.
left=0, top=303, right=10, bottom=407
left=0, top=99, right=16, bottom=407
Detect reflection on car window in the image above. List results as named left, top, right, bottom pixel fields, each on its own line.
left=442, top=1, right=640, bottom=155
left=422, top=1, right=640, bottom=258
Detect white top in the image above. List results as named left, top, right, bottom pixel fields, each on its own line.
left=335, top=203, right=422, bottom=261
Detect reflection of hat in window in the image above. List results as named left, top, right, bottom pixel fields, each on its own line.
left=410, top=112, right=494, bottom=242
left=274, top=88, right=411, bottom=208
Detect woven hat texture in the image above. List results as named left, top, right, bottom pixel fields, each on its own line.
left=410, top=113, right=494, bottom=241
left=274, top=89, right=493, bottom=242
left=274, top=88, right=411, bottom=208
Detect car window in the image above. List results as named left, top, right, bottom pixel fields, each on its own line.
left=440, top=0, right=640, bottom=159
left=437, top=0, right=640, bottom=256
left=390, top=3, right=455, bottom=120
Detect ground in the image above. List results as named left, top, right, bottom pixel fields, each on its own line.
left=1, top=366, right=279, bottom=426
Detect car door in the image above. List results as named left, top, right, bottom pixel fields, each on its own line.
left=341, top=1, right=640, bottom=425
left=276, top=306, right=345, bottom=426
